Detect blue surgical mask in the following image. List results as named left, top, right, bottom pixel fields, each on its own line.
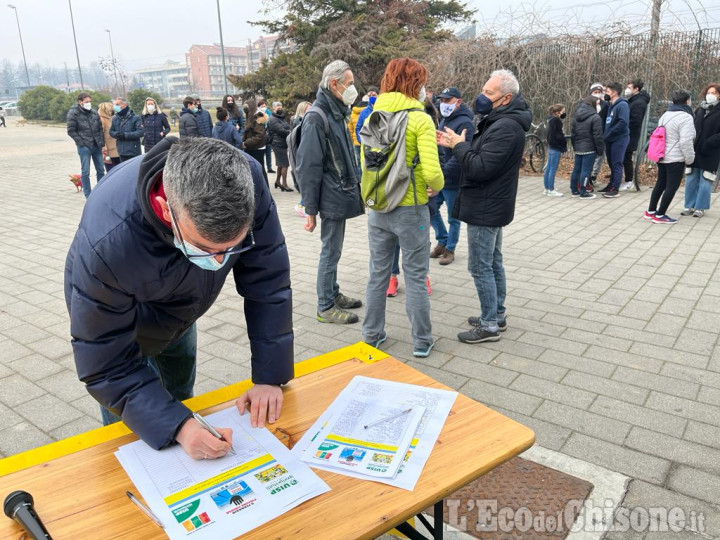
left=113, top=105, right=121, bottom=113
left=173, top=237, right=229, bottom=271
left=474, top=94, right=494, bottom=116
left=440, top=102, right=456, bottom=117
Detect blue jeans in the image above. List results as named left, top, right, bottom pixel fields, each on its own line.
left=606, top=136, right=629, bottom=190
left=543, top=148, right=562, bottom=190
left=467, top=225, right=506, bottom=332
left=100, top=324, right=198, bottom=425
left=684, top=168, right=713, bottom=211
left=354, top=145, right=362, bottom=178
left=265, top=145, right=273, bottom=169
left=77, top=144, right=105, bottom=199
left=363, top=206, right=432, bottom=350
left=570, top=153, right=596, bottom=194
left=429, top=188, right=461, bottom=252
left=317, top=217, right=347, bottom=312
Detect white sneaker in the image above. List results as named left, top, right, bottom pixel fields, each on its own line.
left=546, top=190, right=564, bottom=197
left=680, top=208, right=695, bottom=216
left=619, top=181, right=633, bottom=191
left=543, top=189, right=548, bottom=195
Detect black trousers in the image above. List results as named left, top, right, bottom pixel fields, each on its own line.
left=623, top=142, right=637, bottom=184
left=649, top=162, right=685, bottom=215
left=245, top=147, right=269, bottom=185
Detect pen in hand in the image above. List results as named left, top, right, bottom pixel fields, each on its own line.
left=126, top=490, right=164, bottom=528
left=193, top=412, right=237, bottom=456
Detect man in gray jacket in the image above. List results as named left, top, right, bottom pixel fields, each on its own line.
left=295, top=60, right=365, bottom=324
left=67, top=92, right=105, bottom=198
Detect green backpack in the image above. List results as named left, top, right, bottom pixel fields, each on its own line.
left=359, top=108, right=423, bottom=213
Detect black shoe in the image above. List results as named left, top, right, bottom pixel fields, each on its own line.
left=274, top=182, right=282, bottom=189
left=282, top=186, right=294, bottom=192
left=602, top=189, right=619, bottom=198
left=268, top=168, right=276, bottom=173
left=458, top=326, right=500, bottom=344
left=335, top=292, right=362, bottom=309
left=598, top=185, right=611, bottom=193
left=468, top=316, right=507, bottom=332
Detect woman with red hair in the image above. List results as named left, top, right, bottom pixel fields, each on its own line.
left=361, top=57, right=444, bottom=358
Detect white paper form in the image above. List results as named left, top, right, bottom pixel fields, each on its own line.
left=294, top=376, right=458, bottom=490
left=301, top=396, right=424, bottom=479
left=116, top=407, right=329, bottom=540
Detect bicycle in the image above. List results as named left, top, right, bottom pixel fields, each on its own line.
left=522, top=121, right=547, bottom=173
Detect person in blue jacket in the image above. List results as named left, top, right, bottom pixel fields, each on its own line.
left=64, top=137, right=293, bottom=458
left=141, top=97, right=170, bottom=153
left=109, top=97, right=144, bottom=161
left=194, top=97, right=213, bottom=137
left=430, top=86, right=474, bottom=266
left=598, top=82, right=630, bottom=198
left=355, top=85, right=379, bottom=143
left=212, top=107, right=243, bottom=149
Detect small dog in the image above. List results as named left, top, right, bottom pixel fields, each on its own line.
left=69, top=174, right=82, bottom=192
left=15, top=118, right=27, bottom=127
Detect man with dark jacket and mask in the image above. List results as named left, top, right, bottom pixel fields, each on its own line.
left=599, top=82, right=630, bottom=198
left=67, top=92, right=105, bottom=198
left=295, top=60, right=365, bottom=325
left=621, top=79, right=651, bottom=190
left=437, top=70, right=531, bottom=344
left=430, top=86, right=474, bottom=266
left=65, top=137, right=293, bottom=459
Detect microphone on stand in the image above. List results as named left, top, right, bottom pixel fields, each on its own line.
left=3, top=490, right=53, bottom=540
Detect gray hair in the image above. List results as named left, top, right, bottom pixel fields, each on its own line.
left=164, top=138, right=255, bottom=243
left=115, top=96, right=128, bottom=105
left=489, top=69, right=520, bottom=96
left=321, top=60, right=351, bottom=90
left=271, top=101, right=282, bottom=108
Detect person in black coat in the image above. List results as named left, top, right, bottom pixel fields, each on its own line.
left=570, top=96, right=604, bottom=198
left=621, top=79, right=651, bottom=190
left=179, top=96, right=200, bottom=137
left=212, top=107, right=243, bottom=149
left=544, top=104, right=567, bottom=196
left=589, top=83, right=609, bottom=184
left=194, top=97, right=213, bottom=137
left=109, top=97, right=144, bottom=161
left=222, top=94, right=245, bottom=140
left=242, top=99, right=269, bottom=185
left=267, top=101, right=293, bottom=191
left=64, top=137, right=293, bottom=455
left=141, top=97, right=170, bottom=153
left=438, top=70, right=531, bottom=344
left=683, top=83, right=720, bottom=217
left=67, top=92, right=105, bottom=198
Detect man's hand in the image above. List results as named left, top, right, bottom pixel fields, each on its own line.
left=436, top=127, right=466, bottom=149
left=236, top=384, right=283, bottom=428
left=304, top=214, right=317, bottom=233
left=176, top=418, right=233, bottom=460
left=427, top=187, right=439, bottom=197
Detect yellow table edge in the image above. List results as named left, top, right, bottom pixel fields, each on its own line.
left=0, top=342, right=389, bottom=477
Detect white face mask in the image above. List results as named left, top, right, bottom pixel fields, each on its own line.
left=147, top=105, right=155, bottom=113
left=418, top=86, right=426, bottom=103
left=624, top=88, right=633, bottom=97
left=82, top=102, right=92, bottom=110
left=706, top=93, right=719, bottom=105
left=339, top=82, right=358, bottom=106
left=439, top=102, right=456, bottom=117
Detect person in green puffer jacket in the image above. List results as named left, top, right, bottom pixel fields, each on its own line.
left=361, top=57, right=444, bottom=359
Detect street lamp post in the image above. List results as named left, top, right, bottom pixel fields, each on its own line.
left=105, top=29, right=123, bottom=95
left=215, top=0, right=229, bottom=96
left=7, top=4, right=30, bottom=87
left=67, top=0, right=84, bottom=89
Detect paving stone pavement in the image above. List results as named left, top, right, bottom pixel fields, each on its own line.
left=2, top=125, right=720, bottom=538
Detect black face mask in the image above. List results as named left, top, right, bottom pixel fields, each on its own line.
left=604, top=94, right=612, bottom=102
left=559, top=112, right=566, bottom=119
left=243, top=107, right=249, bottom=115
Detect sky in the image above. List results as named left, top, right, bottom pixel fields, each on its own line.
left=1, top=0, right=717, bottom=72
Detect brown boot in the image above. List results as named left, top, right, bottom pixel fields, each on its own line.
left=429, top=244, right=446, bottom=258
left=439, top=250, right=455, bottom=265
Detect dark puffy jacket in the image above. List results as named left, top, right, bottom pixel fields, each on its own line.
left=296, top=87, right=364, bottom=220
left=64, top=137, right=294, bottom=450
left=438, top=103, right=474, bottom=189
left=571, top=102, right=604, bottom=155
left=109, top=109, right=144, bottom=157
left=212, top=120, right=243, bottom=149
left=142, top=112, right=170, bottom=151
left=67, top=105, right=104, bottom=149
left=547, top=115, right=568, bottom=152
left=243, top=119, right=267, bottom=150
left=227, top=108, right=246, bottom=139
left=628, top=90, right=651, bottom=148
left=196, top=106, right=213, bottom=137
left=691, top=103, right=720, bottom=172
left=451, top=94, right=532, bottom=227
left=267, top=111, right=291, bottom=150
left=179, top=107, right=199, bottom=137
left=603, top=97, right=630, bottom=144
